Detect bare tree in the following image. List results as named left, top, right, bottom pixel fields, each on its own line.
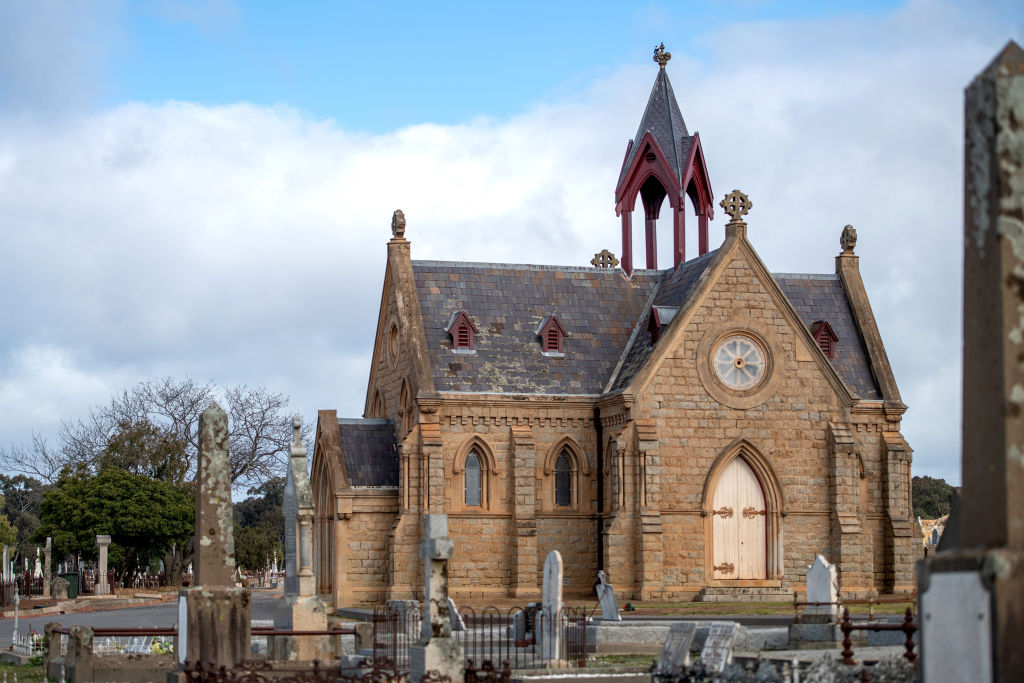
left=0, top=376, right=311, bottom=585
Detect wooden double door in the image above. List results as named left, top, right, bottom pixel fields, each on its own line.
left=711, top=457, right=767, bottom=579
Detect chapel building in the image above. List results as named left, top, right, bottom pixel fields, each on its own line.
left=311, top=49, right=917, bottom=608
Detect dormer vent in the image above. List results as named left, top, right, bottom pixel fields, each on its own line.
left=446, top=311, right=479, bottom=353
left=811, top=320, right=839, bottom=359
left=647, top=305, right=679, bottom=345
left=537, top=315, right=568, bottom=356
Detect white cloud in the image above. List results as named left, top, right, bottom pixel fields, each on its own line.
left=0, top=0, right=1015, bottom=484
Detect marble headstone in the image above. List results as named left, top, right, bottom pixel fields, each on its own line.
left=803, top=555, right=838, bottom=621
left=699, top=622, right=738, bottom=672
left=658, top=622, right=697, bottom=673
left=540, top=550, right=563, bottom=661
left=595, top=570, right=621, bottom=621
left=447, top=597, right=466, bottom=632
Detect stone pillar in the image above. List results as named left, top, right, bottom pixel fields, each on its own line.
left=174, top=402, right=251, bottom=673
left=410, top=514, right=463, bottom=683
left=510, top=425, right=538, bottom=599
left=273, top=417, right=330, bottom=662
left=919, top=41, right=1024, bottom=683
left=540, top=550, right=564, bottom=664
left=43, top=537, right=51, bottom=598
left=828, top=423, right=870, bottom=594
left=95, top=536, right=111, bottom=596
left=635, top=420, right=663, bottom=601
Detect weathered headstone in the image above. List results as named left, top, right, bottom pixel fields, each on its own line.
left=658, top=622, right=697, bottom=674
left=273, top=417, right=330, bottom=662
left=95, top=536, right=111, bottom=596
left=172, top=403, right=251, bottom=677
left=447, top=597, right=466, bottom=632
left=43, top=537, right=51, bottom=598
left=699, top=622, right=738, bottom=672
left=802, top=555, right=838, bottom=622
left=2, top=546, right=8, bottom=583
left=410, top=515, right=463, bottom=683
left=595, top=570, right=621, bottom=621
left=919, top=40, right=1024, bottom=683
left=51, top=576, right=69, bottom=601
left=540, top=550, right=563, bottom=663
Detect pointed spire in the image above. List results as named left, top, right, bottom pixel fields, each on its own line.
left=616, top=59, right=692, bottom=192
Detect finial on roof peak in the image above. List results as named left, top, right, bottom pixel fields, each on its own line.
left=720, top=190, right=752, bottom=223
left=840, top=225, right=858, bottom=254
left=391, top=209, right=406, bottom=239
left=653, top=43, right=671, bottom=69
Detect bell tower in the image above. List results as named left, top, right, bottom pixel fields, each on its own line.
left=614, top=44, right=715, bottom=275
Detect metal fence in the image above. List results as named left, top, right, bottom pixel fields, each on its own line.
left=372, top=604, right=589, bottom=672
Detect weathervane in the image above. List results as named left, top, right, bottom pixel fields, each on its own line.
left=653, top=43, right=671, bottom=69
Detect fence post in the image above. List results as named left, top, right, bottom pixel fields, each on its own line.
left=902, top=607, right=918, bottom=665
left=66, top=625, right=95, bottom=682
left=840, top=608, right=855, bottom=666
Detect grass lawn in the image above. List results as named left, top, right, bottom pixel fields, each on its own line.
left=0, top=659, right=44, bottom=681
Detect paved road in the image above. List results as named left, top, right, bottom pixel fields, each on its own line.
left=0, top=590, right=280, bottom=642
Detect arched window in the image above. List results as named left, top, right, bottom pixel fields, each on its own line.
left=465, top=451, right=482, bottom=507
left=555, top=450, right=572, bottom=507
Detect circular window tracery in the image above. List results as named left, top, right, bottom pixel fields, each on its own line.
left=712, top=334, right=766, bottom=391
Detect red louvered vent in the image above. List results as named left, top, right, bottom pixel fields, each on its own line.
left=538, top=315, right=566, bottom=355
left=447, top=311, right=478, bottom=351
left=546, top=327, right=559, bottom=352
left=811, top=320, right=839, bottom=360
left=456, top=326, right=471, bottom=349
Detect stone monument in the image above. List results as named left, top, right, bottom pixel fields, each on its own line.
left=51, top=576, right=69, bottom=601
left=658, top=622, right=697, bottom=674
left=273, top=416, right=330, bottom=661
left=409, top=515, right=463, bottom=683
left=42, top=537, right=51, bottom=598
left=803, top=555, right=838, bottom=622
left=539, top=550, right=564, bottom=664
left=172, top=402, right=251, bottom=676
left=699, top=622, right=738, bottom=672
left=594, top=570, right=621, bottom=621
left=94, top=536, right=111, bottom=596
left=918, top=40, right=1024, bottom=683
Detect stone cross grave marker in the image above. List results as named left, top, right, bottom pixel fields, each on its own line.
left=803, top=554, right=838, bottom=622
left=658, top=622, right=697, bottom=674
left=595, top=570, right=621, bottom=621
left=95, top=535, right=111, bottom=595
left=410, top=514, right=463, bottom=683
left=699, top=622, right=739, bottom=672
left=540, top=550, right=563, bottom=662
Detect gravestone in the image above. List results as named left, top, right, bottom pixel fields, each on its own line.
left=274, top=417, right=330, bottom=661
left=409, top=515, right=463, bottom=683
left=447, top=597, right=466, bottom=632
left=658, top=622, right=697, bottom=674
left=2, top=546, right=8, bottom=582
left=699, top=622, right=738, bottom=672
left=42, top=538, right=51, bottom=598
left=172, top=402, right=251, bottom=678
left=52, top=576, right=69, bottom=601
left=95, top=536, right=111, bottom=596
left=802, top=555, right=838, bottom=622
left=919, top=40, right=1024, bottom=683
left=594, top=570, right=621, bottom=621
left=540, top=550, right=563, bottom=663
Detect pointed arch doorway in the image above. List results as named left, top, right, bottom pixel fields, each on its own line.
left=703, top=441, right=785, bottom=582
left=711, top=457, right=766, bottom=579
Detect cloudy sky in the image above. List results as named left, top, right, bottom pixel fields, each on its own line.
left=0, top=0, right=1021, bottom=485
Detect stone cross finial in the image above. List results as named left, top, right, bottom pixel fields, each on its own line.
left=720, top=190, right=752, bottom=223
left=591, top=249, right=619, bottom=268
left=654, top=42, right=671, bottom=69
left=840, top=224, right=858, bottom=253
left=391, top=209, right=406, bottom=239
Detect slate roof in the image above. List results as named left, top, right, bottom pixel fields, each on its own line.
left=412, top=261, right=660, bottom=394
left=774, top=274, right=882, bottom=399
left=611, top=250, right=718, bottom=391
left=410, top=256, right=881, bottom=401
left=616, top=68, right=693, bottom=192
left=337, top=418, right=399, bottom=487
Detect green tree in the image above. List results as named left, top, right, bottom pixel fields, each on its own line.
left=37, top=467, right=193, bottom=585
left=912, top=475, right=955, bottom=519
left=234, top=522, right=284, bottom=572
left=0, top=474, right=41, bottom=561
